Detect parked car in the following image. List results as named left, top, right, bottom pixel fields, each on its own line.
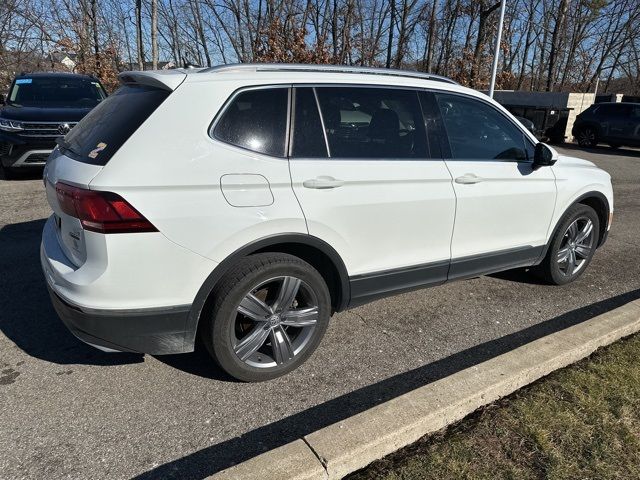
left=572, top=102, right=640, bottom=149
left=41, top=64, right=613, bottom=382
left=0, top=72, right=107, bottom=178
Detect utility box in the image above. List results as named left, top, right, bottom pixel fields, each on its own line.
left=486, top=91, right=596, bottom=143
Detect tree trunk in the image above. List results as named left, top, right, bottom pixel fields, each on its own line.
left=386, top=0, right=395, bottom=68
left=545, top=0, right=568, bottom=92
left=135, top=0, right=144, bottom=70
left=151, top=0, right=158, bottom=69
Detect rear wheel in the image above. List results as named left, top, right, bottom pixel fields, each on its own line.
left=536, top=204, right=599, bottom=285
left=202, top=253, right=331, bottom=382
left=576, top=127, right=598, bottom=147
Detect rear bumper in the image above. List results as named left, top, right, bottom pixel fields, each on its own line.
left=47, top=285, right=193, bottom=355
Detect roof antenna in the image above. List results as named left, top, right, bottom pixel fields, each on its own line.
left=182, top=58, right=201, bottom=69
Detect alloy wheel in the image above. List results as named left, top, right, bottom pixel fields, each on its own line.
left=556, top=216, right=595, bottom=276
left=232, top=276, right=319, bottom=368
left=577, top=128, right=595, bottom=147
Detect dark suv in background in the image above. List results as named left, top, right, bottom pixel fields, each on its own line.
left=0, top=72, right=107, bottom=178
left=572, top=102, right=640, bottom=149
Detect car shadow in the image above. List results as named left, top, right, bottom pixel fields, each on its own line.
left=0, top=167, right=45, bottom=181
left=557, top=142, right=640, bottom=158
left=0, top=219, right=142, bottom=366
left=489, top=267, right=550, bottom=285
left=132, top=287, right=640, bottom=480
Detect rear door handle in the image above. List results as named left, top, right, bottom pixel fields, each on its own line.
left=303, top=176, right=345, bottom=189
left=455, top=174, right=484, bottom=185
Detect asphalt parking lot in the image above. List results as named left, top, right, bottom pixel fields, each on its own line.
left=1, top=145, right=640, bottom=480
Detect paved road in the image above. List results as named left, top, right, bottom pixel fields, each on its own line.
left=1, top=145, right=639, bottom=480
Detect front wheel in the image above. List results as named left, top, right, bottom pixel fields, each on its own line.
left=536, top=204, right=600, bottom=285
left=202, top=253, right=331, bottom=382
left=576, top=127, right=598, bottom=147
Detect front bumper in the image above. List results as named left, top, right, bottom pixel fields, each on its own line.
left=1, top=139, right=54, bottom=167
left=47, top=285, right=193, bottom=355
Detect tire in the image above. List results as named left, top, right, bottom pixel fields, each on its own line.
left=576, top=127, right=598, bottom=148
left=201, top=253, right=331, bottom=382
left=0, top=164, right=13, bottom=180
left=536, top=204, right=600, bottom=285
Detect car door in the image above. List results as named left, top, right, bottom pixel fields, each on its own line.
left=606, top=104, right=633, bottom=142
left=288, top=86, right=456, bottom=304
left=432, top=92, right=557, bottom=279
left=621, top=105, right=640, bottom=146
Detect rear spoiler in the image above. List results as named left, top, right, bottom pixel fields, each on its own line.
left=118, top=70, right=187, bottom=91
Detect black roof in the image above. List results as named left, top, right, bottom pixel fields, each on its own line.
left=15, top=72, right=98, bottom=81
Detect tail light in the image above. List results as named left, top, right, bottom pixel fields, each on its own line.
left=55, top=182, right=157, bottom=234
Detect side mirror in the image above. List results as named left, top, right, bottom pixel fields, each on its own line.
left=0, top=94, right=5, bottom=105
left=533, top=143, right=557, bottom=170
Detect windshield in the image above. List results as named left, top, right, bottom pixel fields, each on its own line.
left=7, top=77, right=107, bottom=108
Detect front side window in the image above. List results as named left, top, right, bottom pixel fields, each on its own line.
left=435, top=93, right=530, bottom=162
left=214, top=88, right=288, bottom=157
left=315, top=87, right=428, bottom=159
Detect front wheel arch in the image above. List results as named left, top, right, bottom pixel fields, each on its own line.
left=537, top=191, right=610, bottom=264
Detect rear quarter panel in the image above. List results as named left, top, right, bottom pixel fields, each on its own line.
left=88, top=79, right=308, bottom=264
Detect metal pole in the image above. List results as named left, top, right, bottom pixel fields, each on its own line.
left=488, top=0, right=506, bottom=98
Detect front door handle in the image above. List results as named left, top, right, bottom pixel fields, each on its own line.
left=303, top=176, right=345, bottom=189
left=455, top=174, right=484, bottom=185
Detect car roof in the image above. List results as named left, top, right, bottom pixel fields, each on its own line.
left=184, top=63, right=484, bottom=98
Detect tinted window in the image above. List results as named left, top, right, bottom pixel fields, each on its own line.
left=418, top=91, right=445, bottom=158
left=58, top=84, right=169, bottom=166
left=214, top=88, right=288, bottom=157
left=316, top=87, right=427, bottom=158
left=292, top=88, right=328, bottom=157
left=435, top=93, right=529, bottom=161
left=596, top=103, right=627, bottom=117
left=8, top=76, right=106, bottom=108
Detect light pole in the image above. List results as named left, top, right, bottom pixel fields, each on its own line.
left=488, top=0, right=506, bottom=98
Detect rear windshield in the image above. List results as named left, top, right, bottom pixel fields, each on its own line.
left=58, top=84, right=169, bottom=165
left=8, top=77, right=106, bottom=108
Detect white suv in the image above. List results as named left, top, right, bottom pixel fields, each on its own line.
left=41, top=64, right=613, bottom=381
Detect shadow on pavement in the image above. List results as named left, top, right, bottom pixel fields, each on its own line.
left=132, top=287, right=640, bottom=480
left=557, top=142, right=640, bottom=159
left=0, top=219, right=142, bottom=366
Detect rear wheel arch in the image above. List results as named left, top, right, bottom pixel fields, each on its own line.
left=185, top=234, right=350, bottom=350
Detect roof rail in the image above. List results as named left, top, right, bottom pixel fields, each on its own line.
left=199, top=63, right=458, bottom=85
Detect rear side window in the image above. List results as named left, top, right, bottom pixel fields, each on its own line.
left=59, top=84, right=169, bottom=165
left=214, top=88, right=288, bottom=157
left=292, top=88, right=328, bottom=158
left=315, top=87, right=428, bottom=159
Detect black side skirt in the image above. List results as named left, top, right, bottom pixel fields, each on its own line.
left=348, top=245, right=544, bottom=308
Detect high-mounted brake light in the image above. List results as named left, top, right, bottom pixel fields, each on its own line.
left=55, top=182, right=157, bottom=234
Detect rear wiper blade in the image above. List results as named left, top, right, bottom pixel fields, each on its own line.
left=55, top=137, right=81, bottom=157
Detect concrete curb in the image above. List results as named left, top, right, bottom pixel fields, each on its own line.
left=209, top=298, right=640, bottom=480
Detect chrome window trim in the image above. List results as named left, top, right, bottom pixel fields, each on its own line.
left=312, top=87, right=332, bottom=158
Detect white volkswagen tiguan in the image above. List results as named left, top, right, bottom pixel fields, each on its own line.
left=41, top=64, right=613, bottom=381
